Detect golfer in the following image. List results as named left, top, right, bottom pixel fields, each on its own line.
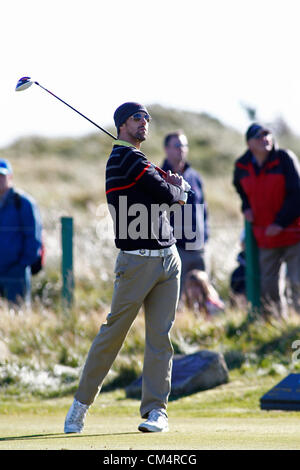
left=64, top=102, right=189, bottom=433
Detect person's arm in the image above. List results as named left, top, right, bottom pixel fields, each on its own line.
left=273, top=150, right=300, bottom=227
left=127, top=150, right=188, bottom=205
left=233, top=162, right=252, bottom=220
left=191, top=173, right=210, bottom=241
left=16, top=196, right=42, bottom=268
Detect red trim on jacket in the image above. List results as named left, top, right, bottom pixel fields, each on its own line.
left=106, top=163, right=151, bottom=195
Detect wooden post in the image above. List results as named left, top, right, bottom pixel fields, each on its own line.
left=61, top=217, right=74, bottom=308
left=245, top=220, right=260, bottom=313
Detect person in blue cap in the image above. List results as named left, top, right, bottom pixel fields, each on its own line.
left=0, top=159, right=43, bottom=307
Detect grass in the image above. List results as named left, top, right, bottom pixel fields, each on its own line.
left=1, top=374, right=300, bottom=450
left=2, top=416, right=300, bottom=450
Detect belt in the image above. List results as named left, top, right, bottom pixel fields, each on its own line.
left=122, top=245, right=177, bottom=257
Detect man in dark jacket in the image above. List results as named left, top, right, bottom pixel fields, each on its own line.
left=233, top=123, right=300, bottom=317
left=161, top=131, right=209, bottom=298
left=0, top=159, right=42, bottom=306
left=64, top=102, right=189, bottom=435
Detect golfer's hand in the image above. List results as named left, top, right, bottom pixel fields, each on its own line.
left=181, top=179, right=191, bottom=192
left=265, top=224, right=283, bottom=237
left=244, top=209, right=254, bottom=222
left=165, top=171, right=187, bottom=205
left=165, top=170, right=183, bottom=187
left=165, top=171, right=190, bottom=191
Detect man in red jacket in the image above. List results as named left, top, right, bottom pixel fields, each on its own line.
left=233, top=123, right=300, bottom=317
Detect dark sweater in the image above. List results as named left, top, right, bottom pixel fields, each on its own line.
left=106, top=140, right=183, bottom=250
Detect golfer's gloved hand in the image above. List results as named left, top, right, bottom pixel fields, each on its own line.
left=178, top=188, right=188, bottom=205
left=181, top=179, right=191, bottom=193
left=165, top=171, right=188, bottom=204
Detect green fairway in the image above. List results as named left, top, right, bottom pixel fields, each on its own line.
left=1, top=414, right=300, bottom=450
left=1, top=376, right=300, bottom=451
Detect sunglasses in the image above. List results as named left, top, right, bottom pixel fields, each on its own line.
left=173, top=142, right=188, bottom=148
left=131, top=112, right=151, bottom=122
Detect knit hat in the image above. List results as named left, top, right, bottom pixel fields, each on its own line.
left=113, top=102, right=149, bottom=130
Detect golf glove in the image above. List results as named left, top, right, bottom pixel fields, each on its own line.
left=181, top=179, right=191, bottom=193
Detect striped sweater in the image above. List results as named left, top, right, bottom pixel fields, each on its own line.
left=106, top=140, right=183, bottom=250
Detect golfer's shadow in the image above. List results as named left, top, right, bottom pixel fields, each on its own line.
left=0, top=431, right=139, bottom=442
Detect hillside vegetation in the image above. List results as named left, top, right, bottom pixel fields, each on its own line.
left=2, top=105, right=299, bottom=290
left=0, top=105, right=300, bottom=399
left=2, top=104, right=245, bottom=207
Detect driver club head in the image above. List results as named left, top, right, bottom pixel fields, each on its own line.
left=15, top=76, right=34, bottom=92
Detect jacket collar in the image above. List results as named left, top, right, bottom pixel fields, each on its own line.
left=113, top=139, right=137, bottom=149
left=161, top=158, right=190, bottom=174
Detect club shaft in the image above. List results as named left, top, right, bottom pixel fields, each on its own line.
left=34, top=82, right=117, bottom=140
left=32, top=81, right=176, bottom=186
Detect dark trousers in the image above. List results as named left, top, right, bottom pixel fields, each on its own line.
left=259, top=241, right=300, bottom=316
left=0, top=266, right=31, bottom=306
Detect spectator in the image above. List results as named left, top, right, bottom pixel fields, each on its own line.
left=233, top=123, right=300, bottom=317
left=161, top=131, right=209, bottom=299
left=230, top=231, right=247, bottom=309
left=0, top=159, right=43, bottom=306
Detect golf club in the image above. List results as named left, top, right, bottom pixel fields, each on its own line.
left=15, top=76, right=117, bottom=140
left=15, top=76, right=191, bottom=192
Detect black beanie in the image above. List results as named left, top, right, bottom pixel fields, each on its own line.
left=113, top=102, right=149, bottom=130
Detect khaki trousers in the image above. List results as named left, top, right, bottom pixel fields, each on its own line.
left=75, top=248, right=181, bottom=418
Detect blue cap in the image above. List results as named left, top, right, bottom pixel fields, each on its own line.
left=0, top=159, right=12, bottom=175
left=245, top=123, right=271, bottom=141
left=113, top=102, right=149, bottom=130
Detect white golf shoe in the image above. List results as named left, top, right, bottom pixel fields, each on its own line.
left=138, top=408, right=169, bottom=433
left=64, top=399, right=89, bottom=433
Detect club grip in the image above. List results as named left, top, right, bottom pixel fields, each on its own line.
left=154, top=166, right=167, bottom=178
left=154, top=165, right=192, bottom=193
